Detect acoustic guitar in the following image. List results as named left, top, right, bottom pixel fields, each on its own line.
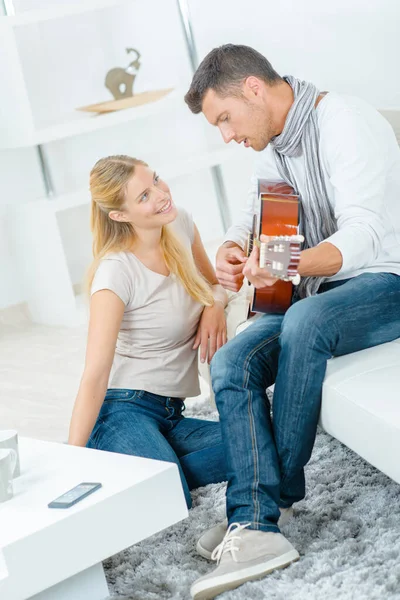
left=246, top=179, right=303, bottom=314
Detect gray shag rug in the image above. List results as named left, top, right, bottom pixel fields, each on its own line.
left=103, top=394, right=400, bottom=600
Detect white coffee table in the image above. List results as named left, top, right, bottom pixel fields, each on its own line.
left=0, top=437, right=188, bottom=600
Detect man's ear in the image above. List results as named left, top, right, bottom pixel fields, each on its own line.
left=244, top=76, right=262, bottom=97
left=108, top=210, right=128, bottom=223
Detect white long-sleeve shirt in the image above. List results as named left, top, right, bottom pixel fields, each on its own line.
left=224, top=93, right=400, bottom=281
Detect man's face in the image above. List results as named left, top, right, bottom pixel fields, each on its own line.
left=202, top=85, right=274, bottom=152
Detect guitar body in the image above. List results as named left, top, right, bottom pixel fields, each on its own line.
left=249, top=180, right=299, bottom=315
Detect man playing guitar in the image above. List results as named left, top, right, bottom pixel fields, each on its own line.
left=184, top=44, right=400, bottom=599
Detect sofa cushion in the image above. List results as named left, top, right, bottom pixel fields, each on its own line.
left=320, top=339, right=400, bottom=484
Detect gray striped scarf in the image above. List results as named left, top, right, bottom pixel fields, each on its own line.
left=270, top=76, right=337, bottom=298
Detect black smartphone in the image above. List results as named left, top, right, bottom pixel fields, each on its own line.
left=48, top=482, right=102, bottom=508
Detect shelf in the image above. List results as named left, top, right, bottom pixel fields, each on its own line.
left=51, top=189, right=91, bottom=213
left=44, top=144, right=246, bottom=213
left=1, top=88, right=181, bottom=149
left=1, top=0, right=135, bottom=26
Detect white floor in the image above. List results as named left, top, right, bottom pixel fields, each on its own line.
left=0, top=307, right=87, bottom=442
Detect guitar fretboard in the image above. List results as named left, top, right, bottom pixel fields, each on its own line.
left=246, top=233, right=254, bottom=257
left=246, top=214, right=258, bottom=257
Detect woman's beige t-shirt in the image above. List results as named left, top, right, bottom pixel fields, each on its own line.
left=91, top=208, right=204, bottom=398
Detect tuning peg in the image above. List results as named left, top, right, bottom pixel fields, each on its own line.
left=291, top=274, right=301, bottom=285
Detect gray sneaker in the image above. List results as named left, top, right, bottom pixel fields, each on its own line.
left=196, top=506, right=293, bottom=560
left=191, top=523, right=299, bottom=599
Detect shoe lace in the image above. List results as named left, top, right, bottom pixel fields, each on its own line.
left=211, top=522, right=251, bottom=564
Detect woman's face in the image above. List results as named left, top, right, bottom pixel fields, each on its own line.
left=111, top=165, right=178, bottom=229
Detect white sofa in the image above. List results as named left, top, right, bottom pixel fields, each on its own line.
left=199, top=290, right=400, bottom=485
left=321, top=338, right=400, bottom=484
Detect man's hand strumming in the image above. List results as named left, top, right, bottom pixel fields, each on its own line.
left=215, top=242, right=248, bottom=292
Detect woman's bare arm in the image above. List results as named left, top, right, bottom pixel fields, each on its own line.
left=68, top=290, right=125, bottom=446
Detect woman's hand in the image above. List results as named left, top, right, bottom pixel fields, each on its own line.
left=193, top=301, right=227, bottom=364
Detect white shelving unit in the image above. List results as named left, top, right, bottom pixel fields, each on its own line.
left=0, top=0, right=145, bottom=149
left=3, top=0, right=135, bottom=24
left=1, top=0, right=240, bottom=326
left=0, top=87, right=181, bottom=149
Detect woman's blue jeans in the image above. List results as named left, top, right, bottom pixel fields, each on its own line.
left=210, top=273, right=400, bottom=532
left=87, top=389, right=226, bottom=508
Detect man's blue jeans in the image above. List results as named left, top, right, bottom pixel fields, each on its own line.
left=210, top=273, right=400, bottom=533
left=87, top=390, right=226, bottom=508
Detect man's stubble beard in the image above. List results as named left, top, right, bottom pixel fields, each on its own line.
left=251, top=105, right=274, bottom=151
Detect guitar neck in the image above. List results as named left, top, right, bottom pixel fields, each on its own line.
left=246, top=233, right=254, bottom=257
left=246, top=214, right=258, bottom=257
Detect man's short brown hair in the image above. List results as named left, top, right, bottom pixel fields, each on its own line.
left=184, top=44, right=282, bottom=114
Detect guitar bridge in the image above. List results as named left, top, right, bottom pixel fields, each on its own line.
left=259, top=235, right=303, bottom=282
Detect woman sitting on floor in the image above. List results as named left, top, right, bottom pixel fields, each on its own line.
left=68, top=155, right=227, bottom=507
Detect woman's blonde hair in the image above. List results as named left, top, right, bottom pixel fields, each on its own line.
left=87, top=155, right=214, bottom=306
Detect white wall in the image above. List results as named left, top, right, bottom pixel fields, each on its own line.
left=189, top=0, right=400, bottom=109
left=0, top=0, right=399, bottom=309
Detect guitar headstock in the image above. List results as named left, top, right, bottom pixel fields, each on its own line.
left=258, top=235, right=304, bottom=284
